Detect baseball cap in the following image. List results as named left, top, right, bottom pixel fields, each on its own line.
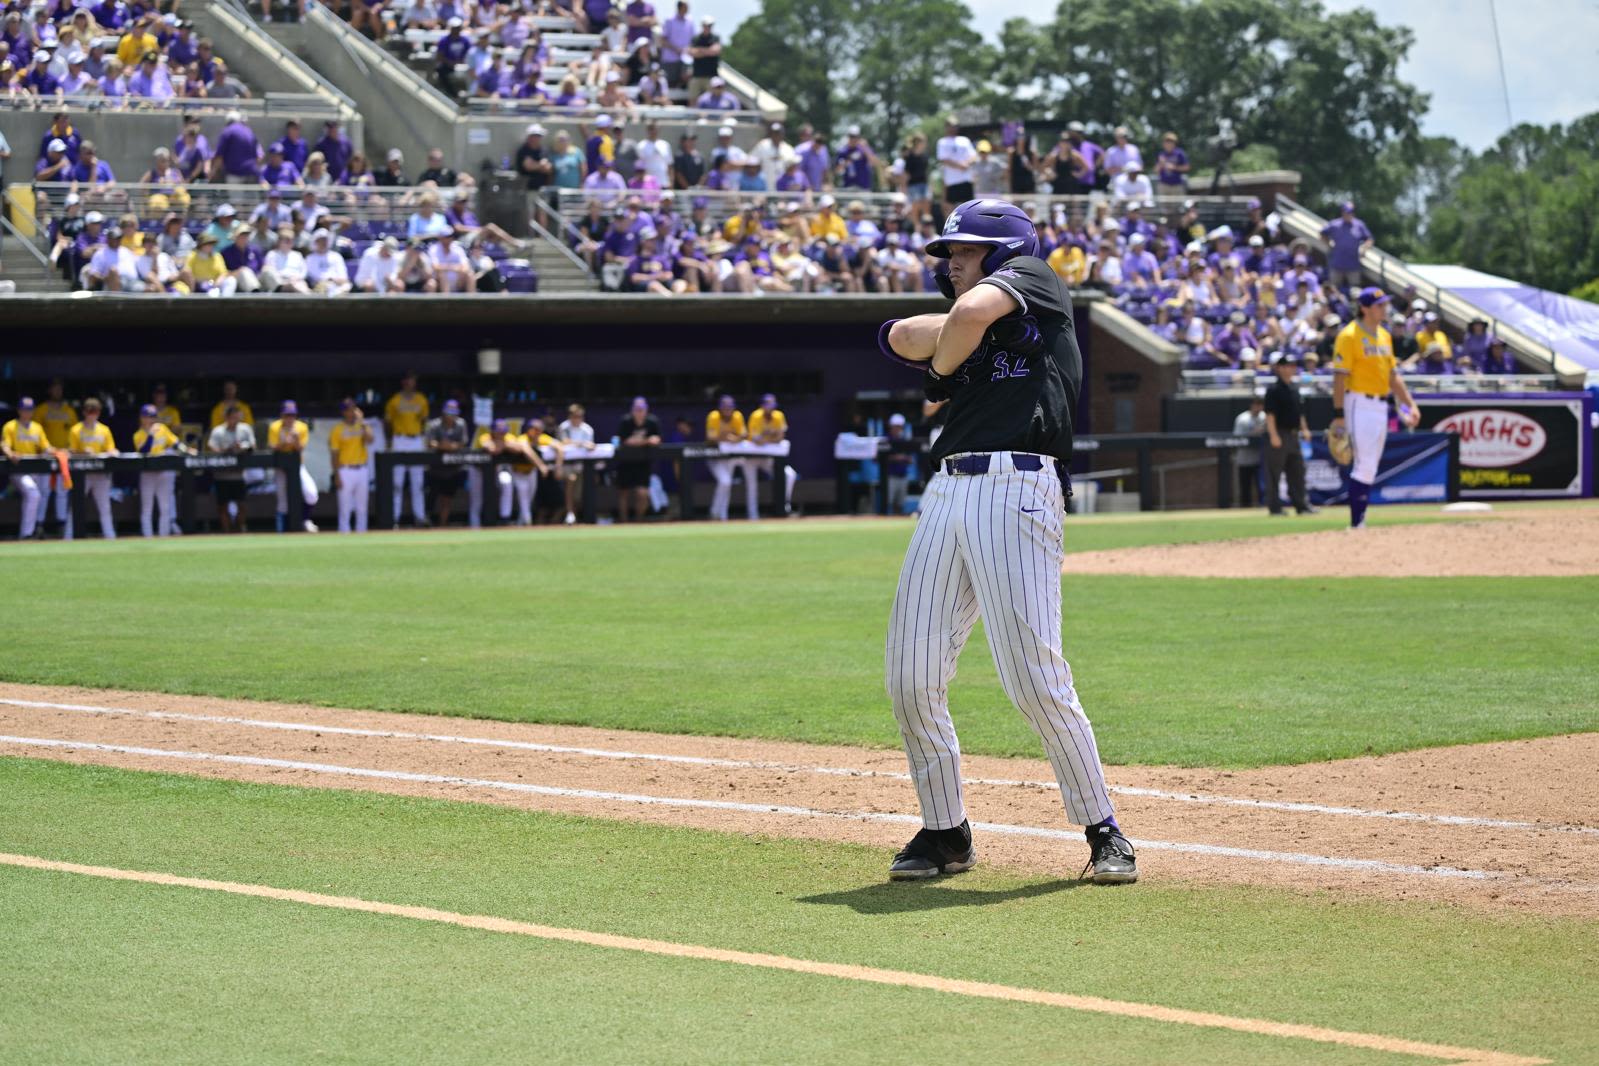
left=846, top=124, right=861, bottom=136
left=18, top=396, right=36, bottom=410
left=1248, top=235, right=1264, bottom=247
left=381, top=236, right=400, bottom=250
left=268, top=140, right=285, bottom=153
left=1124, top=160, right=1141, bottom=172
left=769, top=121, right=782, bottom=131
left=66, top=48, right=85, bottom=63
left=85, top=210, right=104, bottom=224
left=267, top=187, right=283, bottom=198
left=340, top=398, right=356, bottom=410
left=976, top=139, right=992, bottom=152
left=888, top=413, right=907, bottom=427
left=594, top=114, right=613, bottom=128
left=447, top=15, right=462, bottom=26
left=525, top=122, right=545, bottom=136
left=48, top=137, right=67, bottom=153
left=311, top=228, right=331, bottom=241
left=34, top=51, right=51, bottom=64
left=1356, top=286, right=1391, bottom=307
left=1239, top=347, right=1259, bottom=363
left=139, top=403, right=158, bottom=417
left=64, top=193, right=80, bottom=207
left=717, top=125, right=732, bottom=137
left=1229, top=310, right=1246, bottom=324
left=761, top=393, right=777, bottom=406
left=1067, top=120, right=1086, bottom=133
left=709, top=76, right=725, bottom=87
left=216, top=203, right=236, bottom=217
left=1128, top=233, right=1146, bottom=245
left=1423, top=311, right=1439, bottom=323
left=639, top=227, right=659, bottom=240
left=443, top=399, right=461, bottom=415
left=491, top=418, right=508, bottom=433
left=281, top=400, right=299, bottom=415
left=386, top=148, right=404, bottom=162
left=1341, top=200, right=1356, bottom=213
left=1270, top=351, right=1298, bottom=367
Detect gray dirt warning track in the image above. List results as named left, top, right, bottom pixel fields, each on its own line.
left=1, top=684, right=1597, bottom=918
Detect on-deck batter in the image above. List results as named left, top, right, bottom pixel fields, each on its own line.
left=1331, top=287, right=1421, bottom=529
left=876, top=197, right=1137, bottom=885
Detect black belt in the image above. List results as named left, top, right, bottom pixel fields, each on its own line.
left=943, top=452, right=1047, bottom=475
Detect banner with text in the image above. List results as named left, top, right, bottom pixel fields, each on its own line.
left=1413, top=393, right=1592, bottom=499
left=1305, top=432, right=1455, bottom=506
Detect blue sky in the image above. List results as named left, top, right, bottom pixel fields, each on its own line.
left=691, top=0, right=1599, bottom=150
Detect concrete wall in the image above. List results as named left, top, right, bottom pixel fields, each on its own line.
left=188, top=0, right=356, bottom=104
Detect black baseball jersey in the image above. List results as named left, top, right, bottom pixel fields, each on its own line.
left=928, top=256, right=1081, bottom=466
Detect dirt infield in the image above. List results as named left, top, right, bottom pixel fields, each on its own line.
left=1062, top=508, right=1599, bottom=578
left=3, top=683, right=1596, bottom=919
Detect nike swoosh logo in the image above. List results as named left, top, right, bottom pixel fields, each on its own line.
left=1021, top=507, right=1041, bottom=513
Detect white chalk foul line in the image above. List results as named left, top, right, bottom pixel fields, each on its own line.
left=5, top=697, right=1596, bottom=838
left=0, top=852, right=1548, bottom=1066
left=0, top=733, right=1569, bottom=888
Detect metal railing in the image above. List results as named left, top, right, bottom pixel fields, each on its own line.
left=3, top=87, right=348, bottom=118
left=210, top=0, right=359, bottom=115
left=462, top=99, right=766, bottom=124
left=29, top=181, right=480, bottom=226
left=1178, top=370, right=1562, bottom=394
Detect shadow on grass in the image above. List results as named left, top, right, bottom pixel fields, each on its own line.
left=797, top=877, right=1086, bottom=914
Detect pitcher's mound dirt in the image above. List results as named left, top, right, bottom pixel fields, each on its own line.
left=1064, top=509, right=1599, bottom=578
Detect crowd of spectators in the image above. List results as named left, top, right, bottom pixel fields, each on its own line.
left=3, top=376, right=796, bottom=538
left=1, top=5, right=251, bottom=103
left=1088, top=198, right=1519, bottom=376
left=31, top=108, right=534, bottom=293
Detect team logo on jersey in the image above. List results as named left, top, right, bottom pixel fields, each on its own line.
left=1435, top=410, right=1546, bottom=466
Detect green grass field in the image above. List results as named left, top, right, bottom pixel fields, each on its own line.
left=3, top=758, right=1593, bottom=1066
left=0, top=509, right=1594, bottom=766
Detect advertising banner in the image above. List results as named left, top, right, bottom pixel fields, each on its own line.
left=1305, top=432, right=1455, bottom=506
left=1413, top=393, right=1592, bottom=498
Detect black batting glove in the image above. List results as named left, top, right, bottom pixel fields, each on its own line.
left=989, top=314, right=1044, bottom=355
left=923, top=366, right=956, bottom=404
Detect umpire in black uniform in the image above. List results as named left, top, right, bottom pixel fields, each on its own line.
left=1263, top=352, right=1316, bottom=515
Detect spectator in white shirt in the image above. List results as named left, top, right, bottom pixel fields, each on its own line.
left=634, top=120, right=673, bottom=187
left=262, top=227, right=310, bottom=293
left=935, top=115, right=977, bottom=206
left=356, top=236, right=405, bottom=292
left=305, top=229, right=351, bottom=295
left=402, top=0, right=440, bottom=28
left=1109, top=160, right=1153, bottom=204
left=751, top=121, right=798, bottom=191
left=556, top=403, right=595, bottom=524
left=582, top=158, right=627, bottom=205
left=407, top=193, right=453, bottom=239
left=429, top=231, right=473, bottom=292
left=600, top=10, right=628, bottom=52
left=134, top=246, right=181, bottom=292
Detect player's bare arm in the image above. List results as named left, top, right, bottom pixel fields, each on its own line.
left=930, top=281, right=1017, bottom=375
left=1390, top=368, right=1421, bottom=427
left=884, top=313, right=949, bottom=362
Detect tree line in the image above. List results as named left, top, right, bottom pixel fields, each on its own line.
left=727, top=0, right=1598, bottom=298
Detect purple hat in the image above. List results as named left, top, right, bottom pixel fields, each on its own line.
left=491, top=418, right=508, bottom=433
left=139, top=403, right=157, bottom=417
left=18, top=396, right=36, bottom=410
left=761, top=393, right=777, bottom=406
left=718, top=394, right=735, bottom=408
left=631, top=395, right=649, bottom=410
left=443, top=399, right=461, bottom=415
left=268, top=141, right=285, bottom=154
left=1247, top=197, right=1262, bottom=210
left=1341, top=201, right=1355, bottom=214
left=340, top=398, right=355, bottom=410
left=1356, top=287, right=1390, bottom=308
left=691, top=195, right=709, bottom=210
left=281, top=400, right=299, bottom=415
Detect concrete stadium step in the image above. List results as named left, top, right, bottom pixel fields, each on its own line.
left=0, top=261, right=69, bottom=294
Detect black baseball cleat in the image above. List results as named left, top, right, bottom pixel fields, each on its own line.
left=1083, top=821, right=1138, bottom=885
left=888, top=820, right=976, bottom=880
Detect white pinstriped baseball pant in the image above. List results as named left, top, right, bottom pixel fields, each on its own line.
left=885, top=452, right=1118, bottom=831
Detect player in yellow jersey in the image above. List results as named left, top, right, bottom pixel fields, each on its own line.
left=3, top=397, right=61, bottom=539
left=150, top=384, right=183, bottom=435
left=1331, top=288, right=1421, bottom=529
left=36, top=379, right=78, bottom=537
left=267, top=400, right=321, bottom=533
left=384, top=370, right=430, bottom=527
left=329, top=398, right=375, bottom=533
left=747, top=392, right=797, bottom=516
left=209, top=380, right=255, bottom=430
left=132, top=403, right=189, bottom=537
left=475, top=418, right=549, bottom=527
left=69, top=397, right=118, bottom=539
left=705, top=393, right=753, bottom=521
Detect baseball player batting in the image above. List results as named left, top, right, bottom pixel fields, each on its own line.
left=1331, top=287, right=1421, bottom=529
left=876, top=197, right=1136, bottom=885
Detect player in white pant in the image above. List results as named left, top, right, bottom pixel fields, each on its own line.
left=705, top=395, right=757, bottom=521
left=385, top=372, right=430, bottom=526
left=69, top=399, right=118, bottom=539
left=132, top=405, right=187, bottom=538
left=877, top=196, right=1136, bottom=885
left=1329, top=288, right=1421, bottom=529
left=747, top=393, right=797, bottom=516
left=329, top=399, right=374, bottom=533
left=476, top=419, right=548, bottom=526
left=1, top=398, right=51, bottom=538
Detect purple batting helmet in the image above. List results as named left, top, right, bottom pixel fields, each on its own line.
left=924, top=198, right=1039, bottom=298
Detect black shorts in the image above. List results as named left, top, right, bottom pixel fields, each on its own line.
left=945, top=181, right=974, bottom=203
left=616, top=462, right=651, bottom=489
left=214, top=480, right=246, bottom=503
left=427, top=469, right=464, bottom=494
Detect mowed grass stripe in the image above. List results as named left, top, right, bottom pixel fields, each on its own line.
left=1, top=513, right=1593, bottom=766
left=0, top=851, right=1547, bottom=1066
left=3, top=758, right=1594, bottom=1066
